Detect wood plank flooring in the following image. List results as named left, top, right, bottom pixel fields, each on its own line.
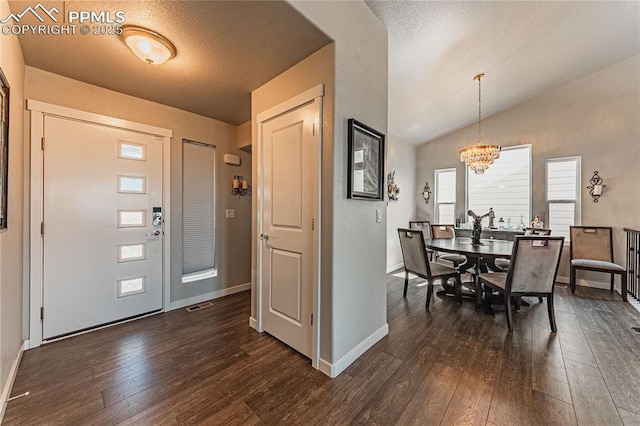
left=4, top=273, right=640, bottom=425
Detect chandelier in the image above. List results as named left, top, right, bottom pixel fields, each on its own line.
left=459, top=73, right=501, bottom=174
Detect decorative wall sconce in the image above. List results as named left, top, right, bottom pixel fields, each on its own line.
left=387, top=170, right=400, bottom=201
left=422, top=182, right=432, bottom=204
left=232, top=175, right=249, bottom=196
left=587, top=171, right=606, bottom=203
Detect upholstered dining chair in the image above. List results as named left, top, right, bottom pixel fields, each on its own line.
left=398, top=228, right=462, bottom=308
left=495, top=228, right=552, bottom=270
left=479, top=236, right=565, bottom=332
left=409, top=220, right=434, bottom=260
left=570, top=226, right=627, bottom=301
left=430, top=224, right=466, bottom=267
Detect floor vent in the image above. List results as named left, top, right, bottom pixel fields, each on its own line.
left=632, top=327, right=640, bottom=333
left=186, top=301, right=213, bottom=312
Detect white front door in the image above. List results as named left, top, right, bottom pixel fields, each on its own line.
left=260, top=100, right=320, bottom=358
left=42, top=116, right=163, bottom=339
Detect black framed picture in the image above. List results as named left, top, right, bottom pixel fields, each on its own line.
left=0, top=68, right=9, bottom=231
left=347, top=118, right=385, bottom=200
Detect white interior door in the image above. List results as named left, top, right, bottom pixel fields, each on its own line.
left=42, top=116, right=163, bottom=339
left=260, top=100, right=319, bottom=358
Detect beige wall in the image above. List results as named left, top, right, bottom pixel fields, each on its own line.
left=24, top=67, right=252, bottom=307
left=237, top=120, right=251, bottom=152
left=0, top=0, right=26, bottom=410
left=251, top=43, right=335, bottom=359
left=289, top=1, right=388, bottom=367
left=417, top=55, right=640, bottom=284
left=386, top=133, right=417, bottom=272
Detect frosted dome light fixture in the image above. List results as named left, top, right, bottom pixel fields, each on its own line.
left=121, top=26, right=176, bottom=65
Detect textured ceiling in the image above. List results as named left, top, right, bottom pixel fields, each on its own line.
left=8, top=0, right=331, bottom=125
left=9, top=1, right=640, bottom=140
left=366, top=1, right=640, bottom=145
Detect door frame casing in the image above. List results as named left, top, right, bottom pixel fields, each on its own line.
left=27, top=100, right=172, bottom=348
left=255, top=84, right=323, bottom=369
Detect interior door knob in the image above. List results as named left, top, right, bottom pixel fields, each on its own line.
left=260, top=234, right=269, bottom=241
left=146, top=230, right=161, bottom=237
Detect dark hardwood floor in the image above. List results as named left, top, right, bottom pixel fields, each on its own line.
left=4, top=273, right=640, bottom=425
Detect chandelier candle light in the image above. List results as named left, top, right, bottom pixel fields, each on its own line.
left=459, top=73, right=501, bottom=174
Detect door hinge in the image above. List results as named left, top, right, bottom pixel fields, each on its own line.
left=312, top=218, right=315, bottom=231
left=41, top=137, right=45, bottom=150
left=311, top=313, right=313, bottom=326
left=312, top=123, right=315, bottom=136
left=40, top=307, right=44, bottom=320
left=41, top=222, right=44, bottom=235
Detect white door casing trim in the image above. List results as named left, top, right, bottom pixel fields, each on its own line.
left=27, top=100, right=172, bottom=348
left=256, top=84, right=323, bottom=370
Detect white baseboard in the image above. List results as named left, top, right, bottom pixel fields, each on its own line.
left=0, top=340, right=27, bottom=423
left=386, top=263, right=404, bottom=274
left=557, top=275, right=612, bottom=291
left=318, top=323, right=389, bottom=378
left=167, top=282, right=251, bottom=311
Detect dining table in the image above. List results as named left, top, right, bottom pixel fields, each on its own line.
left=425, top=237, right=514, bottom=312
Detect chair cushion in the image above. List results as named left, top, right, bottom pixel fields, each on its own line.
left=438, top=254, right=466, bottom=265
left=571, top=259, right=625, bottom=272
left=429, top=262, right=459, bottom=278
left=494, top=258, right=510, bottom=269
left=479, top=272, right=507, bottom=290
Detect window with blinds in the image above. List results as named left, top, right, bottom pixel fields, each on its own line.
left=547, top=157, right=581, bottom=241
left=182, top=140, right=216, bottom=283
left=435, top=168, right=456, bottom=224
left=467, top=145, right=531, bottom=225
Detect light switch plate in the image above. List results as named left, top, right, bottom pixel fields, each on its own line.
left=225, top=209, right=235, bottom=219
left=376, top=209, right=382, bottom=223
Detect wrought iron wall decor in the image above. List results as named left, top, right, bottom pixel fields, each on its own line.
left=587, top=171, right=606, bottom=203
left=387, top=170, right=399, bottom=201
left=422, top=182, right=431, bottom=204
left=231, top=175, right=249, bottom=196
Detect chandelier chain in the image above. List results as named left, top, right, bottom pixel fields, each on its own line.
left=475, top=73, right=483, bottom=144
left=459, top=72, right=500, bottom=174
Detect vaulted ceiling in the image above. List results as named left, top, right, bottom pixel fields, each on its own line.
left=366, top=0, right=640, bottom=144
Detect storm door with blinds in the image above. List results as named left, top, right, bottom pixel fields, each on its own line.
left=182, top=140, right=216, bottom=283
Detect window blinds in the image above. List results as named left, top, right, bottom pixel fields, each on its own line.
left=467, top=145, right=531, bottom=224
left=435, top=169, right=456, bottom=224
left=547, top=157, right=580, bottom=240
left=182, top=140, right=216, bottom=276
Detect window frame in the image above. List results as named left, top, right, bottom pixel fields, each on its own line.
left=434, top=168, right=456, bottom=224
left=464, top=144, right=532, bottom=226
left=546, top=156, right=581, bottom=242
left=181, top=139, right=218, bottom=283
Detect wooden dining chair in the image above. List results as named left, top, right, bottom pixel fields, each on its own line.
left=409, top=220, right=434, bottom=260
left=398, top=228, right=462, bottom=308
left=570, top=226, right=627, bottom=301
left=430, top=224, right=466, bottom=267
left=495, top=228, right=551, bottom=270
left=479, top=236, right=565, bottom=332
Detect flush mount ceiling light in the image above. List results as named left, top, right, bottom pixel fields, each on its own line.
left=121, top=25, right=176, bottom=65
left=459, top=73, right=501, bottom=174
